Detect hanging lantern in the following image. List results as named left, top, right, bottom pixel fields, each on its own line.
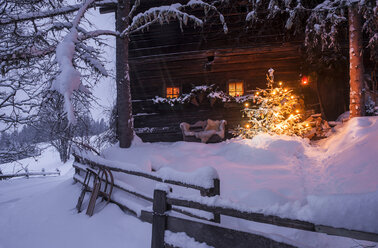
left=301, top=76, right=309, bottom=85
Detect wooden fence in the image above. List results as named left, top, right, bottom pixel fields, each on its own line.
left=72, top=151, right=378, bottom=248
left=72, top=151, right=220, bottom=222
left=0, top=168, right=60, bottom=180
left=140, top=187, right=378, bottom=248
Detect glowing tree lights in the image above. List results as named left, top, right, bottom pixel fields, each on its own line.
left=236, top=69, right=311, bottom=139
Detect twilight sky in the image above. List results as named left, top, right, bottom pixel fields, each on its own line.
left=85, top=8, right=116, bottom=121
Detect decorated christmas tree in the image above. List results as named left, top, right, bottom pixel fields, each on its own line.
left=237, top=69, right=311, bottom=139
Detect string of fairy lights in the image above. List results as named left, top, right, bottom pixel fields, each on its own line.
left=236, top=75, right=311, bottom=139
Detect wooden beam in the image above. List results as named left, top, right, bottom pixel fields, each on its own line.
left=164, top=213, right=296, bottom=248
left=151, top=189, right=169, bottom=248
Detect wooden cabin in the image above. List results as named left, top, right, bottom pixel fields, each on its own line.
left=124, top=2, right=345, bottom=142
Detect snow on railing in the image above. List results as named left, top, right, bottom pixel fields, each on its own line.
left=72, top=148, right=219, bottom=191
left=0, top=168, right=60, bottom=180
left=72, top=149, right=220, bottom=221
left=143, top=187, right=378, bottom=248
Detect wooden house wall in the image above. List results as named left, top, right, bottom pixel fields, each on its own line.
left=128, top=5, right=306, bottom=142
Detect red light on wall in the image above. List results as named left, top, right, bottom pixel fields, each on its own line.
left=301, top=76, right=309, bottom=85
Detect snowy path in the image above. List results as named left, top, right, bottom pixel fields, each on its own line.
left=0, top=171, right=151, bottom=248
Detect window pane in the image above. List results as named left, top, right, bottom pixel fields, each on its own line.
left=228, top=81, right=243, bottom=96
left=229, top=83, right=235, bottom=91
left=167, top=87, right=173, bottom=95
left=166, top=87, right=179, bottom=98
left=236, top=82, right=243, bottom=92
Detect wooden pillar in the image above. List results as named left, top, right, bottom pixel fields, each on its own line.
left=348, top=4, right=365, bottom=117
left=151, top=189, right=169, bottom=248
left=116, top=0, right=133, bottom=148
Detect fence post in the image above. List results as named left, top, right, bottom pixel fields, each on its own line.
left=151, top=189, right=169, bottom=248
left=73, top=154, right=80, bottom=175
left=42, top=168, right=46, bottom=176
left=200, top=178, right=220, bottom=223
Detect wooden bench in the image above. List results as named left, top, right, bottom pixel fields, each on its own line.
left=180, top=119, right=227, bottom=143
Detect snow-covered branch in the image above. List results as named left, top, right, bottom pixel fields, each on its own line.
left=0, top=0, right=116, bottom=25
left=51, top=0, right=96, bottom=125
left=121, top=0, right=228, bottom=37
left=245, top=0, right=377, bottom=65
left=78, top=29, right=118, bottom=40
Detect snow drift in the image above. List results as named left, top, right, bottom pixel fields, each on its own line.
left=102, top=117, right=378, bottom=233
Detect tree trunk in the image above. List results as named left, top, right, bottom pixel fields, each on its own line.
left=348, top=5, right=365, bottom=118
left=116, top=0, right=133, bottom=148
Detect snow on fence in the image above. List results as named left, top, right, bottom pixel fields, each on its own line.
left=140, top=187, right=378, bottom=248
left=72, top=150, right=220, bottom=222
left=0, top=168, right=60, bottom=180
left=72, top=150, right=378, bottom=247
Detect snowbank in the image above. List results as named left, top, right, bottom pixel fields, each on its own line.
left=101, top=117, right=378, bottom=234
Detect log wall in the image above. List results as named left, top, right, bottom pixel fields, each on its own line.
left=129, top=4, right=306, bottom=142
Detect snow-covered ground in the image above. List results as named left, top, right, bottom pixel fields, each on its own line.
left=1, top=117, right=377, bottom=248
left=0, top=154, right=151, bottom=248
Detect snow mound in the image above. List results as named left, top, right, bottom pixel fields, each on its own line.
left=102, top=117, right=378, bottom=234
left=318, top=117, right=378, bottom=194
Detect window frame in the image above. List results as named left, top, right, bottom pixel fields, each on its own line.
left=228, top=80, right=245, bottom=97
left=165, top=86, right=181, bottom=98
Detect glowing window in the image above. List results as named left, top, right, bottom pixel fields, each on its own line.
left=228, top=81, right=244, bottom=97
left=166, top=87, right=180, bottom=98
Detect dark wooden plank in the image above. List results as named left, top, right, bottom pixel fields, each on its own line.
left=315, top=225, right=378, bottom=243
left=152, top=189, right=169, bottom=248
left=166, top=197, right=316, bottom=232
left=200, top=178, right=220, bottom=223
left=166, top=196, right=378, bottom=243
left=164, top=213, right=297, bottom=248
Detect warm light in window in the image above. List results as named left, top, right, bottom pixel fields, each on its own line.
left=229, top=82, right=244, bottom=97
left=166, top=87, right=180, bottom=98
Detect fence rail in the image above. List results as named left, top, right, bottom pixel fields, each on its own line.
left=73, top=153, right=219, bottom=196
left=146, top=188, right=378, bottom=248
left=72, top=151, right=220, bottom=222
left=0, top=169, right=60, bottom=180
